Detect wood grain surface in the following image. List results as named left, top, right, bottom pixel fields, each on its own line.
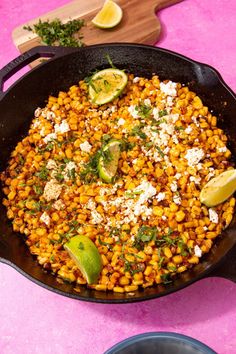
left=12, top=0, right=182, bottom=55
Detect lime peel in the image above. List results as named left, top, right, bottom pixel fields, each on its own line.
left=98, top=140, right=121, bottom=183
left=64, top=235, right=102, bottom=284
left=88, top=68, right=128, bottom=105
left=200, top=169, right=236, bottom=207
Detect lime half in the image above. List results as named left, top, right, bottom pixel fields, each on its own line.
left=91, top=0, right=123, bottom=29
left=200, top=169, right=236, bottom=207
left=88, top=68, right=128, bottom=105
left=64, top=235, right=102, bottom=284
left=98, top=140, right=121, bottom=183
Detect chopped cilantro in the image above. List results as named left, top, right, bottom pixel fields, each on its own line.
left=33, top=185, right=43, bottom=195
left=175, top=126, right=184, bottom=131
left=159, top=109, right=168, bottom=117
left=136, top=103, right=152, bottom=119
left=131, top=125, right=147, bottom=140
left=36, top=166, right=49, bottom=181
left=161, top=273, right=173, bottom=285
left=78, top=242, right=84, bottom=250
left=23, top=18, right=84, bottom=47
left=156, top=146, right=165, bottom=158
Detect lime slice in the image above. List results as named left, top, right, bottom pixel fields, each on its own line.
left=64, top=235, right=102, bottom=284
left=200, top=169, right=236, bottom=207
left=91, top=0, right=123, bottom=29
left=88, top=68, right=128, bottom=105
left=98, top=140, right=121, bottom=183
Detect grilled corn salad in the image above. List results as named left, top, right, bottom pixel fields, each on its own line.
left=1, top=73, right=235, bottom=293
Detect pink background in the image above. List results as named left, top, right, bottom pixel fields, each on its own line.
left=1, top=1, right=236, bottom=353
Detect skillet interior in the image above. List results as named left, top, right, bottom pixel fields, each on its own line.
left=0, top=44, right=236, bottom=303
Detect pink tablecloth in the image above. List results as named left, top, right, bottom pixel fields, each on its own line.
left=1, top=1, right=236, bottom=353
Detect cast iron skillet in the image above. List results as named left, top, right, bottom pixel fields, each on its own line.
left=0, top=44, right=236, bottom=303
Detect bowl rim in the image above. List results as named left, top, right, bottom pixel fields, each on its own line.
left=103, top=331, right=217, bottom=354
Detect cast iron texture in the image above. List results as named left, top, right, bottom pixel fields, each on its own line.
left=0, top=44, right=236, bottom=303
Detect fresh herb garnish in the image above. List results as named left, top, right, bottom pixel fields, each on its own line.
left=33, top=185, right=43, bottom=195
left=125, top=190, right=142, bottom=199
left=175, top=126, right=184, bottom=131
left=105, top=54, right=116, bottom=69
left=18, top=155, right=25, bottom=165
left=78, top=242, right=84, bottom=250
left=133, top=226, right=158, bottom=250
left=130, top=125, right=147, bottom=140
left=35, top=166, right=49, bottom=180
left=161, top=273, right=173, bottom=285
left=135, top=103, right=152, bottom=119
left=98, top=235, right=112, bottom=249
left=80, top=140, right=114, bottom=183
left=23, top=18, right=84, bottom=47
left=159, top=109, right=168, bottom=117
left=156, top=146, right=165, bottom=158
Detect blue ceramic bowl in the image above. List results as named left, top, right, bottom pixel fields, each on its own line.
left=104, top=332, right=217, bottom=354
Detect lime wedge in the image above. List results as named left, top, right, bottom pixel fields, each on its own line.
left=200, top=169, right=236, bottom=207
left=98, top=140, right=121, bottom=183
left=64, top=235, right=102, bottom=284
left=91, top=0, right=123, bottom=29
left=88, top=68, right=128, bottom=105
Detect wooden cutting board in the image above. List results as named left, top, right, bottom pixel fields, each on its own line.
left=13, top=0, right=182, bottom=55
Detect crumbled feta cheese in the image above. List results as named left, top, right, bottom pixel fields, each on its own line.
left=206, top=169, right=215, bottom=181
left=175, top=173, right=182, bottom=180
left=91, top=210, right=103, bottom=224
left=43, top=180, right=62, bottom=202
left=128, top=105, right=140, bottom=119
left=63, top=161, right=77, bottom=181
left=217, top=146, right=227, bottom=153
left=170, top=180, right=178, bottom=192
left=185, top=126, right=193, bottom=134
left=43, top=133, right=57, bottom=143
left=117, top=118, right=126, bottom=126
left=189, top=176, right=201, bottom=184
left=160, top=81, right=177, bottom=96
left=66, top=161, right=77, bottom=172
left=40, top=127, right=46, bottom=137
left=192, top=116, right=200, bottom=127
left=34, top=107, right=42, bottom=118
left=185, top=148, right=205, bottom=167
left=161, top=215, right=167, bottom=220
left=52, top=199, right=65, bottom=210
left=173, top=194, right=181, bottom=205
left=172, top=135, right=179, bottom=144
left=156, top=192, right=165, bottom=202
left=46, top=159, right=57, bottom=170
left=196, top=163, right=203, bottom=171
left=133, top=77, right=140, bottom=83
left=135, top=181, right=157, bottom=203
left=166, top=96, right=174, bottom=107
left=152, top=107, right=160, bottom=119
left=80, top=141, right=92, bottom=153
left=40, top=212, right=50, bottom=226
left=32, top=119, right=40, bottom=129
left=209, top=208, right=219, bottom=223
left=110, top=106, right=117, bottom=113
left=46, top=111, right=56, bottom=120
left=144, top=98, right=151, bottom=105
left=203, top=226, right=208, bottom=231
left=194, top=245, right=202, bottom=258
left=86, top=199, right=96, bottom=210
left=54, top=120, right=70, bottom=134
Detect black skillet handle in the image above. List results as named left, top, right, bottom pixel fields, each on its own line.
left=0, top=46, right=78, bottom=98
left=208, top=244, right=236, bottom=283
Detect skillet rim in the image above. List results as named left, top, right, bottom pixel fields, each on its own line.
left=0, top=43, right=236, bottom=303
